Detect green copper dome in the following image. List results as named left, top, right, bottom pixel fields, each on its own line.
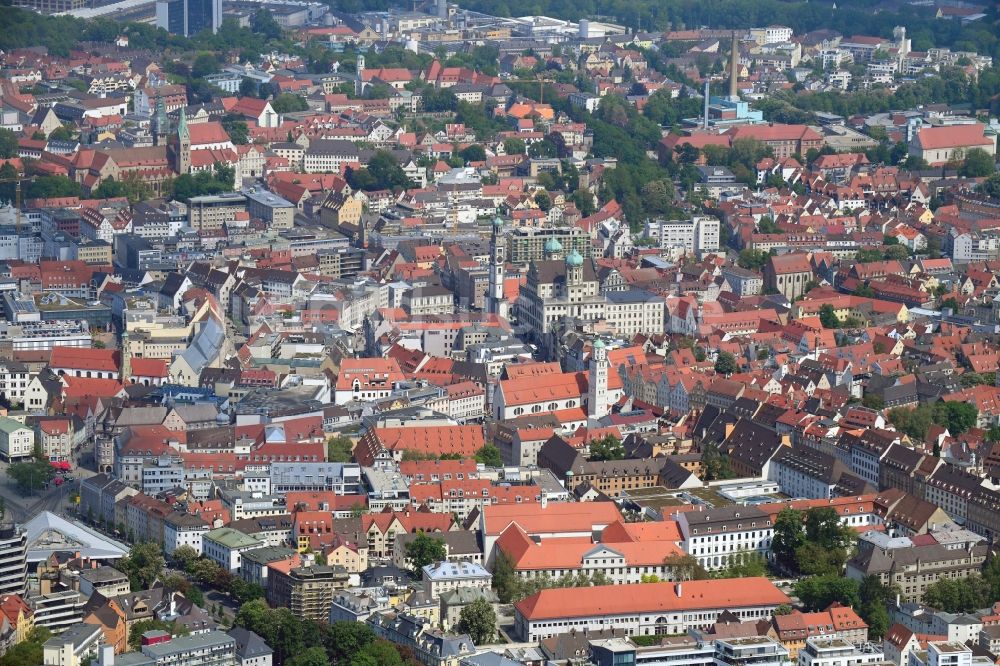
left=544, top=237, right=563, bottom=253
left=566, top=250, right=584, bottom=267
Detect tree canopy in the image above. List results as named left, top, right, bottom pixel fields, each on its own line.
left=456, top=597, right=496, bottom=644
left=120, top=542, right=166, bottom=590
left=588, top=434, right=625, bottom=461
left=404, top=531, right=447, bottom=577
left=771, top=507, right=854, bottom=575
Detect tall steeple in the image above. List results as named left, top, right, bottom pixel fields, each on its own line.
left=588, top=338, right=609, bottom=423
left=174, top=107, right=191, bottom=175
left=488, top=216, right=507, bottom=318
left=729, top=30, right=741, bottom=101
left=154, top=97, right=169, bottom=147
left=120, top=331, right=131, bottom=384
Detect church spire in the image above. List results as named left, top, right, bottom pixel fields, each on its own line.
left=177, top=106, right=190, bottom=141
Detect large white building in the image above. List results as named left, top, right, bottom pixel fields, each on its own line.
left=799, top=638, right=887, bottom=666
left=678, top=497, right=881, bottom=570
left=0, top=418, right=34, bottom=462
left=514, top=577, right=789, bottom=642
left=203, top=527, right=266, bottom=571
left=643, top=216, right=721, bottom=258
left=163, top=513, right=210, bottom=557
left=421, top=561, right=492, bottom=600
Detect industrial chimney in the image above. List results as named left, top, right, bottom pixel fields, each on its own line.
left=703, top=78, right=710, bottom=130
left=729, top=30, right=740, bottom=101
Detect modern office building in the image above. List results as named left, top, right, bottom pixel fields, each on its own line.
left=798, top=638, right=887, bottom=666
left=156, top=0, right=223, bottom=37
left=0, top=525, right=27, bottom=595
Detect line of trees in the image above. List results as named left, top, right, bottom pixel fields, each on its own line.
left=235, top=599, right=419, bottom=666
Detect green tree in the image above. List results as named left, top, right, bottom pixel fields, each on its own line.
left=716, top=550, right=768, bottom=578
left=861, top=395, right=884, bottom=410
left=350, top=150, right=413, bottom=192
left=856, top=248, right=884, bottom=263
left=961, top=148, right=996, bottom=178
left=250, top=9, right=283, bottom=40
left=185, top=585, right=204, bottom=607
left=173, top=544, right=200, bottom=571
left=588, top=434, right=624, bottom=462
left=887, top=404, right=935, bottom=441
left=795, top=575, right=861, bottom=611
left=700, top=441, right=734, bottom=481
left=883, top=244, right=910, bottom=261
left=327, top=435, right=354, bottom=462
left=714, top=351, right=737, bottom=375
left=26, top=175, right=79, bottom=199
left=923, top=576, right=989, bottom=613
left=534, top=191, right=552, bottom=212
left=758, top=216, right=780, bottom=234
left=980, top=174, right=1000, bottom=200
left=858, top=575, right=898, bottom=640
left=474, top=444, right=502, bottom=467
left=128, top=619, right=177, bottom=650
left=49, top=124, right=74, bottom=142
left=797, top=507, right=854, bottom=575
left=0, top=626, right=51, bottom=666
left=229, top=577, right=265, bottom=604
left=190, top=557, right=224, bottom=586
left=120, top=542, right=165, bottom=590
left=819, top=304, right=840, bottom=329
left=737, top=249, right=769, bottom=271
left=239, top=77, right=258, bottom=98
left=287, top=647, right=329, bottom=666
left=771, top=508, right=805, bottom=571
left=459, top=144, right=487, bottom=163
left=491, top=550, right=519, bottom=603
left=640, top=179, right=677, bottom=215
left=933, top=401, right=978, bottom=435
left=350, top=640, right=405, bottom=666
left=191, top=52, right=220, bottom=79
left=222, top=119, right=249, bottom=145
left=456, top=597, right=496, bottom=644
left=404, top=532, right=446, bottom=577
left=7, top=458, right=55, bottom=494
left=854, top=284, right=875, bottom=298
left=92, top=178, right=126, bottom=199
left=0, top=129, right=18, bottom=159
left=663, top=552, right=710, bottom=581
left=271, top=94, right=308, bottom=114
left=570, top=188, right=595, bottom=216
left=503, top=137, right=526, bottom=155
left=325, top=621, right=376, bottom=664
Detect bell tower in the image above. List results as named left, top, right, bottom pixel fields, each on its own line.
left=488, top=216, right=507, bottom=318
left=588, top=338, right=609, bottom=423
left=172, top=107, right=191, bottom=175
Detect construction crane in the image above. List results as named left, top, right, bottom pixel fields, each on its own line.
left=0, top=174, right=37, bottom=235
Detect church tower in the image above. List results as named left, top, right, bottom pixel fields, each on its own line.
left=565, top=250, right=584, bottom=286
left=355, top=55, right=366, bottom=97
left=588, top=338, right=609, bottom=423
left=120, top=330, right=131, bottom=384
left=543, top=237, right=563, bottom=260
left=153, top=97, right=169, bottom=147
left=172, top=107, right=191, bottom=175
left=488, top=216, right=508, bottom=318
